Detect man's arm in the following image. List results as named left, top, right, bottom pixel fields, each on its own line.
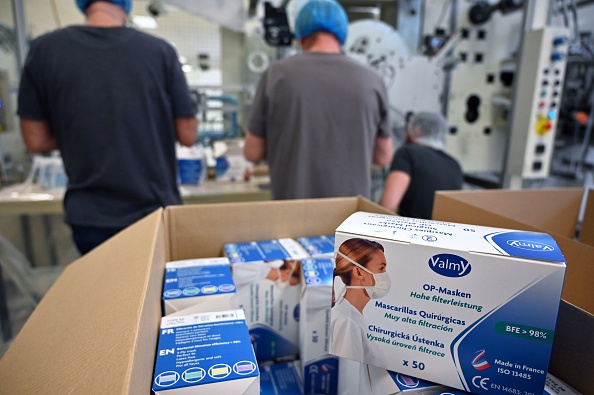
left=243, top=131, right=267, bottom=162
left=379, top=171, right=411, bottom=214
left=20, top=118, right=58, bottom=153
left=373, top=136, right=393, bottom=167
left=176, top=116, right=198, bottom=147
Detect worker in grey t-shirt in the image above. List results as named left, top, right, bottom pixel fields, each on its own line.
left=244, top=0, right=393, bottom=200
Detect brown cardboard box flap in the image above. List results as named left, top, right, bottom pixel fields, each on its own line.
left=0, top=209, right=164, bottom=394
left=433, top=188, right=583, bottom=238
left=166, top=197, right=370, bottom=260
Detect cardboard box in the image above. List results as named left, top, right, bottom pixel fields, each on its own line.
left=152, top=309, right=259, bottom=394
left=0, top=197, right=389, bottom=394
left=330, top=212, right=566, bottom=395
left=300, top=257, right=339, bottom=394
left=223, top=238, right=309, bottom=362
left=162, top=257, right=236, bottom=315
left=432, top=188, right=594, bottom=395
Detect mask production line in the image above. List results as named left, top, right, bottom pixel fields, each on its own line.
left=0, top=0, right=592, bottom=324
left=166, top=0, right=594, bottom=192
left=0, top=0, right=592, bottom=193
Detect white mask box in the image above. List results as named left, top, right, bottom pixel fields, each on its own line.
left=224, top=238, right=310, bottom=362
left=297, top=235, right=336, bottom=258
left=162, top=258, right=237, bottom=316
left=300, top=258, right=340, bottom=394
left=152, top=309, right=259, bottom=395
left=330, top=212, right=566, bottom=395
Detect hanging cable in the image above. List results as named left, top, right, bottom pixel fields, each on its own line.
left=50, top=0, right=62, bottom=28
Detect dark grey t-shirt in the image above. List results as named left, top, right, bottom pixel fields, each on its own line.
left=248, top=52, right=390, bottom=200
left=18, top=26, right=196, bottom=228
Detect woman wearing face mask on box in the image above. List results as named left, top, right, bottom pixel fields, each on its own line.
left=330, top=238, right=390, bottom=390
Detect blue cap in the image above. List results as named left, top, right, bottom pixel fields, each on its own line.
left=294, top=0, right=349, bottom=45
left=76, top=0, right=132, bottom=14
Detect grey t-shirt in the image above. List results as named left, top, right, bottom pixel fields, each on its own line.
left=248, top=52, right=390, bottom=200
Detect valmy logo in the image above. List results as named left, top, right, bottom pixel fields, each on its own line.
left=506, top=240, right=555, bottom=252
left=428, top=254, right=471, bottom=277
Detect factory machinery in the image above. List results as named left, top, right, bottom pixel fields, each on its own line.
left=249, top=0, right=593, bottom=188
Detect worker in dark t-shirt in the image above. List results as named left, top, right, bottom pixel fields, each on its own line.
left=379, top=112, right=463, bottom=219
left=18, top=0, right=197, bottom=254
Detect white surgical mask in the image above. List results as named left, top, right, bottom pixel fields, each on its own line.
left=268, top=260, right=295, bottom=290
left=337, top=251, right=391, bottom=299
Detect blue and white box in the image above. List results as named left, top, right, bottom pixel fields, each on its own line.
left=162, top=257, right=236, bottom=315
left=224, top=238, right=310, bottom=362
left=297, top=235, right=336, bottom=258
left=368, top=369, right=446, bottom=395
left=152, top=309, right=259, bottom=394
left=300, top=258, right=340, bottom=394
left=260, top=361, right=303, bottom=395
left=329, top=212, right=566, bottom=395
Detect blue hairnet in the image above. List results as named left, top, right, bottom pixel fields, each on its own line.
left=76, top=0, right=132, bottom=14
left=294, top=0, right=349, bottom=45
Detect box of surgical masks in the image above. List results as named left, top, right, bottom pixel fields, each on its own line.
left=297, top=235, right=336, bottom=258
left=162, top=257, right=236, bottom=316
left=259, top=361, right=303, bottom=395
left=329, top=212, right=566, bottom=395
left=368, top=368, right=447, bottom=395
left=152, top=309, right=259, bottom=395
left=300, top=258, right=340, bottom=394
left=224, top=238, right=309, bottom=362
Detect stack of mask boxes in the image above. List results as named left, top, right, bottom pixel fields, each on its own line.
left=152, top=258, right=259, bottom=394
left=224, top=238, right=310, bottom=362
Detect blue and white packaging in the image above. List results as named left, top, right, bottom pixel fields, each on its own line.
left=152, top=309, right=259, bottom=394
left=259, top=361, right=304, bottom=395
left=368, top=369, right=447, bottom=395
left=300, top=258, right=340, bottom=394
left=224, top=238, right=310, bottom=362
left=162, top=258, right=237, bottom=316
left=330, top=212, right=566, bottom=395
left=297, top=235, right=336, bottom=258
left=176, top=144, right=205, bottom=185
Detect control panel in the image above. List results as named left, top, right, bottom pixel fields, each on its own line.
left=505, top=26, right=570, bottom=182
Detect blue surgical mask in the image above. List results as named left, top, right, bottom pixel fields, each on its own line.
left=336, top=251, right=391, bottom=299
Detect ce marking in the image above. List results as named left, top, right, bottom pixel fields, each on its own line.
left=472, top=376, right=490, bottom=391
left=422, top=235, right=437, bottom=242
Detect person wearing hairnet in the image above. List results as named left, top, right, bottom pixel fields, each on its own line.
left=330, top=238, right=390, bottom=394
left=379, top=112, right=463, bottom=219
left=244, top=0, right=393, bottom=200
left=18, top=0, right=197, bottom=255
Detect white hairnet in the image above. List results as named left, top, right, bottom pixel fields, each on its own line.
left=408, top=111, right=448, bottom=150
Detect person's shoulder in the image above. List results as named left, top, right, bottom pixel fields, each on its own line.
left=29, top=25, right=74, bottom=45
left=26, top=26, right=80, bottom=54
left=128, top=29, right=171, bottom=47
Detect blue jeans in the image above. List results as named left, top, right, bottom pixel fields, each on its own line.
left=70, top=225, right=124, bottom=255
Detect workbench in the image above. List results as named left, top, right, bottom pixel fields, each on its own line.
left=0, top=177, right=271, bottom=215
left=0, top=178, right=271, bottom=343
